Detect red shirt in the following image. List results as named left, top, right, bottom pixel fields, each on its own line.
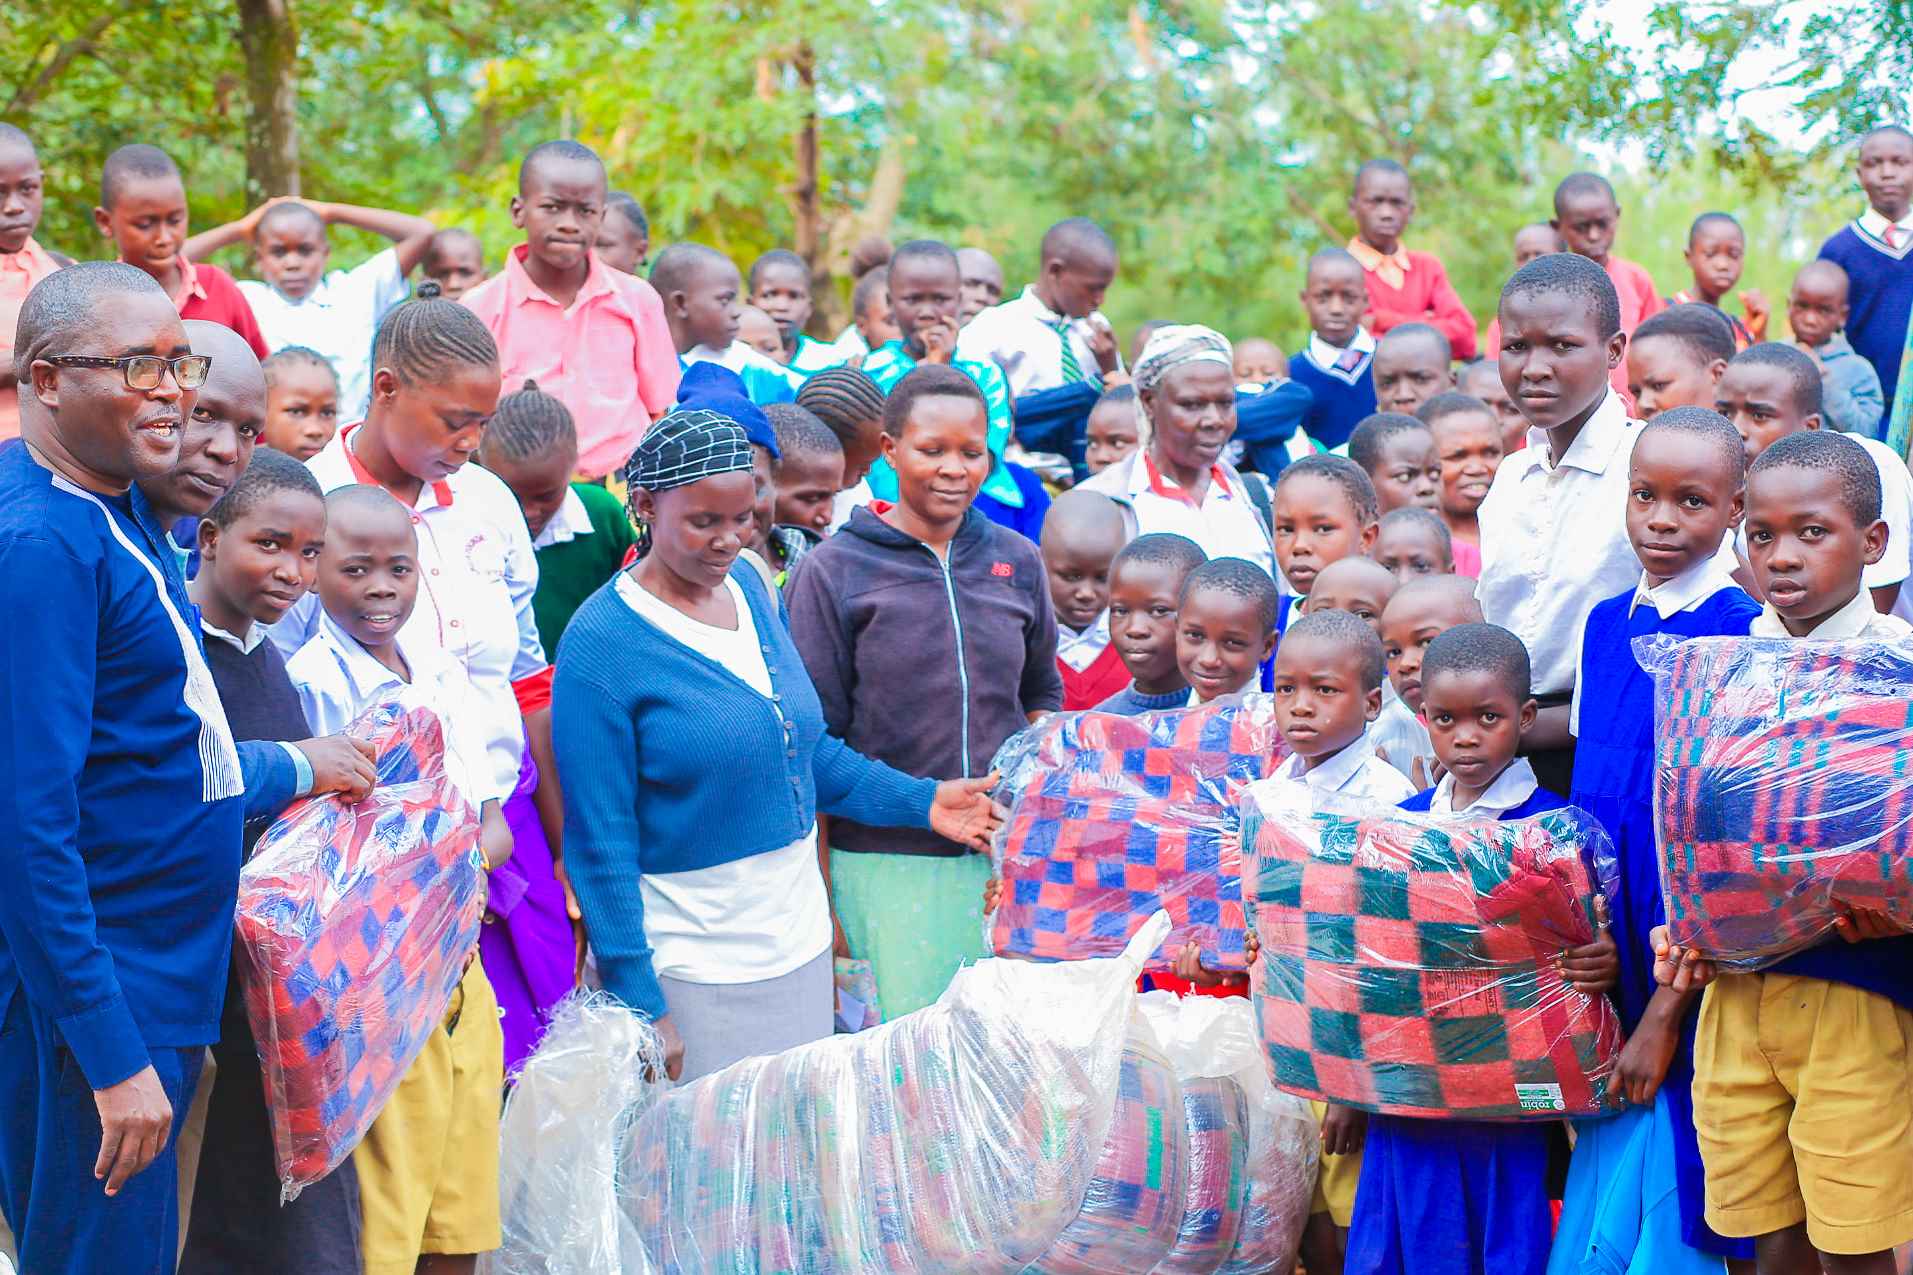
left=1347, top=239, right=1479, bottom=360
left=167, top=257, right=270, bottom=361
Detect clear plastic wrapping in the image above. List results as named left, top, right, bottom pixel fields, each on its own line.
left=487, top=914, right=1174, bottom=1274
left=989, top=698, right=1285, bottom=972
left=1638, top=633, right=1913, bottom=968
left=233, top=700, right=485, bottom=1199
left=1243, top=792, right=1624, bottom=1120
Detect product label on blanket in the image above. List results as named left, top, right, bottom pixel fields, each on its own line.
left=1514, top=1084, right=1565, bottom=1113
left=988, top=698, right=1285, bottom=970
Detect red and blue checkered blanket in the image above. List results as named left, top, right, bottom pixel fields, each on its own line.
left=989, top=699, right=1285, bottom=971
left=1243, top=796, right=1623, bottom=1120
left=235, top=700, right=486, bottom=1200
left=1641, top=634, right=1913, bottom=968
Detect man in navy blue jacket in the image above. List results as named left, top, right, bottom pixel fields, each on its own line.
left=0, top=263, right=316, bottom=1273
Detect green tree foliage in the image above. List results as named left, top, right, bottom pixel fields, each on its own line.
left=4, top=0, right=1906, bottom=352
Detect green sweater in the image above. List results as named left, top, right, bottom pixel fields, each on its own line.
left=535, top=483, right=637, bottom=658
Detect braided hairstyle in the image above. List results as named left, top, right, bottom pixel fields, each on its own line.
left=483, top=378, right=576, bottom=462
left=795, top=365, right=886, bottom=453
left=262, top=345, right=339, bottom=391
left=368, top=280, right=499, bottom=388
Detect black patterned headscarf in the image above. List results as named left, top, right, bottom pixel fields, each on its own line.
left=621, top=408, right=754, bottom=499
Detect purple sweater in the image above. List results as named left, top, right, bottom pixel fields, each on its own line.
left=786, top=505, right=1063, bottom=856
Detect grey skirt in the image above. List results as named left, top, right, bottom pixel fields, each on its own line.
left=659, top=946, right=835, bottom=1083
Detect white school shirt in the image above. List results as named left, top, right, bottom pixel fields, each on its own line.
left=1370, top=686, right=1435, bottom=784
left=1426, top=757, right=1541, bottom=818
left=1568, top=557, right=1742, bottom=735
left=954, top=285, right=1122, bottom=397
left=1079, top=450, right=1275, bottom=578
left=284, top=613, right=508, bottom=804
left=1246, top=731, right=1417, bottom=816
left=270, top=425, right=543, bottom=801
left=614, top=572, right=831, bottom=985
left=1735, top=433, right=1913, bottom=594
left=1057, top=610, right=1112, bottom=673
left=1749, top=587, right=1913, bottom=642
left=532, top=486, right=595, bottom=550
left=238, top=247, right=409, bottom=419
left=1476, top=390, right=1647, bottom=698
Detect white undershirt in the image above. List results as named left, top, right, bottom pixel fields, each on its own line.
left=614, top=572, right=831, bottom=985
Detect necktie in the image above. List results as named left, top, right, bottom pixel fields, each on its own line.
left=1887, top=224, right=1900, bottom=250
left=1054, top=319, right=1092, bottom=384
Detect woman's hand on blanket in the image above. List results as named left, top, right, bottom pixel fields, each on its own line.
left=645, top=1014, right=686, bottom=1083
left=1172, top=940, right=1246, bottom=989
left=930, top=773, right=1008, bottom=852
left=1834, top=904, right=1905, bottom=943
left=1320, top=1103, right=1367, bottom=1156
left=1561, top=896, right=1618, bottom=994
left=1649, top=925, right=1716, bottom=992
left=1243, top=929, right=1260, bottom=967
left=981, top=876, right=1001, bottom=914
left=295, top=734, right=378, bottom=802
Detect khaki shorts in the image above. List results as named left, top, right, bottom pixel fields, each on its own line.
left=1308, top=1100, right=1362, bottom=1226
left=354, top=962, right=504, bottom=1274
left=1694, top=971, right=1913, bottom=1255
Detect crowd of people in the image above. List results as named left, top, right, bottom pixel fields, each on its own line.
left=1, top=109, right=1911, bottom=1275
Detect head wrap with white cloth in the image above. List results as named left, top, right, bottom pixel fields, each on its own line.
left=1131, top=324, right=1234, bottom=442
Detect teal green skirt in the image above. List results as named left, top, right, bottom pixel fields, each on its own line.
left=830, top=850, right=993, bottom=1018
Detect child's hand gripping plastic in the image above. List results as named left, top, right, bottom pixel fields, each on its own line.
left=234, top=700, right=485, bottom=1200
left=1637, top=633, right=1913, bottom=970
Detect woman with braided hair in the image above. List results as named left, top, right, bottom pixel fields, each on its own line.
left=553, top=405, right=1006, bottom=1082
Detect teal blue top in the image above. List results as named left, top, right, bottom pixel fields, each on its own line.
left=860, top=341, right=1023, bottom=508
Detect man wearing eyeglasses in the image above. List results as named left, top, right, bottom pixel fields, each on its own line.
left=0, top=262, right=299, bottom=1274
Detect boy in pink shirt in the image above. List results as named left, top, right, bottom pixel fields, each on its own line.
left=462, top=139, right=678, bottom=480
left=0, top=124, right=65, bottom=440
left=1552, top=171, right=1664, bottom=401
left=1346, top=159, right=1479, bottom=360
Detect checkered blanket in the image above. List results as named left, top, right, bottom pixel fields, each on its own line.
left=989, top=698, right=1285, bottom=971
left=1243, top=797, right=1623, bottom=1120
left=235, top=701, right=486, bottom=1200
left=1643, top=635, right=1913, bottom=968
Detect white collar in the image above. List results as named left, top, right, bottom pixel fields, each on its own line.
left=1629, top=557, right=1740, bottom=620
left=1057, top=609, right=1110, bottom=649
left=1430, top=757, right=1539, bottom=817
left=1013, top=283, right=1066, bottom=326
left=200, top=617, right=265, bottom=654
left=314, top=611, right=417, bottom=701
left=1750, top=588, right=1879, bottom=640
left=532, top=486, right=594, bottom=550
left=1514, top=389, right=1633, bottom=478
left=1277, top=733, right=1379, bottom=793
left=1859, top=207, right=1913, bottom=238
left=1306, top=328, right=1376, bottom=370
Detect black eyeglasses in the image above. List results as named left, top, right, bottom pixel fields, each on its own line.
left=46, top=354, right=212, bottom=391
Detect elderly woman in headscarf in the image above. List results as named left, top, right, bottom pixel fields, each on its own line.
left=1079, top=324, right=1276, bottom=577
left=552, top=406, right=1006, bottom=1082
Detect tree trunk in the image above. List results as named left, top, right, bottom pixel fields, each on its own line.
left=236, top=0, right=301, bottom=200
left=789, top=43, right=831, bottom=335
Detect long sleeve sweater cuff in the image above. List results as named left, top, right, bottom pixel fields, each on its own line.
left=58, top=994, right=151, bottom=1090
left=600, top=950, right=668, bottom=1021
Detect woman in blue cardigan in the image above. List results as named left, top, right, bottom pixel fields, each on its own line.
left=552, top=406, right=1002, bottom=1082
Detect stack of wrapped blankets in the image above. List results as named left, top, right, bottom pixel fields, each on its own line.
left=989, top=698, right=1285, bottom=973
left=1242, top=794, right=1624, bottom=1120
left=1640, top=633, right=1913, bottom=968
left=234, top=701, right=485, bottom=1199
left=486, top=917, right=1321, bottom=1275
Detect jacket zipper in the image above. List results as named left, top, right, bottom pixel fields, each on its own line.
left=926, top=544, right=972, bottom=776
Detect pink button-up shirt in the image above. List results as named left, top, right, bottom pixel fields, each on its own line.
left=0, top=238, right=63, bottom=440
left=462, top=244, right=679, bottom=479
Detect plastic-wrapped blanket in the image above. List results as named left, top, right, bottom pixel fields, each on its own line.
left=486, top=915, right=1173, bottom=1275
left=1243, top=794, right=1623, bottom=1120
left=1639, top=634, right=1913, bottom=968
left=989, top=698, right=1285, bottom=972
left=234, top=701, right=484, bottom=1199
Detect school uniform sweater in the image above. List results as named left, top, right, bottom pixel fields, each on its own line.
left=786, top=504, right=1064, bottom=857
left=1568, top=577, right=1760, bottom=1260
left=551, top=562, right=938, bottom=1018
left=1353, top=246, right=1480, bottom=360
left=1059, top=642, right=1129, bottom=711
left=1288, top=343, right=1377, bottom=450
left=1092, top=683, right=1192, bottom=716
left=1819, top=219, right=1913, bottom=433
left=535, top=481, right=636, bottom=657
left=203, top=629, right=313, bottom=855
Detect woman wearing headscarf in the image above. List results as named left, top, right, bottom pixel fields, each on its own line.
left=552, top=406, right=1004, bottom=1082
left=1079, top=324, right=1275, bottom=576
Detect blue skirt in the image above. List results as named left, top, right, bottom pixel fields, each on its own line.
left=1345, top=1115, right=1553, bottom=1275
